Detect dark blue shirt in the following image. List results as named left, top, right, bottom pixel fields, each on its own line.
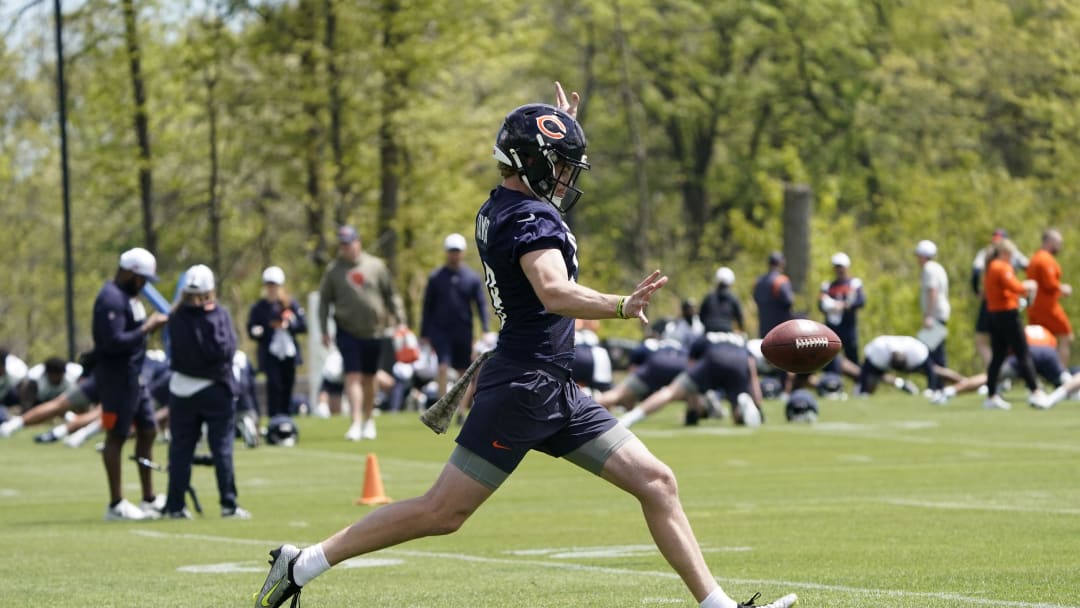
left=475, top=186, right=577, bottom=369
left=91, top=281, right=148, bottom=378
left=420, top=264, right=489, bottom=338
left=752, top=270, right=795, bottom=337
left=699, top=287, right=744, bottom=332
left=247, top=297, right=307, bottom=370
left=167, top=303, right=237, bottom=390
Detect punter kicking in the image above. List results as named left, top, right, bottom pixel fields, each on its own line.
left=254, top=83, right=797, bottom=608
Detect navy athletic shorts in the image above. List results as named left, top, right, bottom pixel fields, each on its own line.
left=335, top=330, right=383, bottom=375
left=683, top=343, right=751, bottom=397
left=456, top=354, right=618, bottom=474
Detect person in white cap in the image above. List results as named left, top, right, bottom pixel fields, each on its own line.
left=247, top=266, right=308, bottom=421
left=166, top=264, right=250, bottom=519
left=915, top=239, right=950, bottom=378
left=420, top=233, right=493, bottom=402
left=818, top=252, right=865, bottom=377
left=92, top=247, right=169, bottom=521
left=698, top=266, right=744, bottom=334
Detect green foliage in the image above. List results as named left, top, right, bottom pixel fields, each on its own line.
left=4, top=1, right=1080, bottom=373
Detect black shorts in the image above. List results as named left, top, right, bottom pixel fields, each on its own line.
left=430, top=329, right=473, bottom=371
left=456, top=355, right=617, bottom=474
left=975, top=299, right=991, bottom=333
left=335, top=330, right=384, bottom=375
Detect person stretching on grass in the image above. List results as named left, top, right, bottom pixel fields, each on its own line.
left=253, top=83, right=797, bottom=608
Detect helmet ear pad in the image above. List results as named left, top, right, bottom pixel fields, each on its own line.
left=510, top=143, right=556, bottom=198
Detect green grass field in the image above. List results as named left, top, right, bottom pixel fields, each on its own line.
left=2, top=389, right=1079, bottom=607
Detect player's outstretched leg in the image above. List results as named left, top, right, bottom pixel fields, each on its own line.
left=253, top=544, right=302, bottom=608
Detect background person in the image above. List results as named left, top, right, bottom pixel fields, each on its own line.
left=818, top=252, right=865, bottom=373
left=751, top=252, right=794, bottom=338
left=982, top=239, right=1046, bottom=410
left=247, top=265, right=307, bottom=419
left=698, top=266, right=744, bottom=333
left=419, top=232, right=492, bottom=401
left=92, top=247, right=169, bottom=521
left=663, top=298, right=705, bottom=350
left=1026, top=229, right=1072, bottom=366
left=915, top=239, right=950, bottom=369
left=165, top=264, right=250, bottom=519
left=970, top=228, right=1027, bottom=365
left=0, top=349, right=29, bottom=418
left=318, top=225, right=407, bottom=441
left=16, top=356, right=82, bottom=414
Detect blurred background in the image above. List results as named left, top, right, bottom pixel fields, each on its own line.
left=3, top=0, right=1079, bottom=375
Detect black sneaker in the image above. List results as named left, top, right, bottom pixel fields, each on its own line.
left=34, top=430, right=59, bottom=444
left=738, top=592, right=798, bottom=608
left=253, top=544, right=303, bottom=608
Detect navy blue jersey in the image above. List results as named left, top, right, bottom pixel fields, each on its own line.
left=167, top=303, right=238, bottom=390
left=699, top=288, right=744, bottom=333
left=752, top=270, right=794, bottom=337
left=91, top=281, right=148, bottom=378
left=475, top=186, right=577, bottom=369
left=634, top=346, right=689, bottom=393
left=247, top=297, right=307, bottom=370
left=420, top=264, right=489, bottom=337
left=1007, top=345, right=1065, bottom=386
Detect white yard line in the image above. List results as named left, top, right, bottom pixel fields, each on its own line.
left=132, top=530, right=1079, bottom=608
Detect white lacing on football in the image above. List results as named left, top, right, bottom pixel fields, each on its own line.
left=794, top=336, right=829, bottom=349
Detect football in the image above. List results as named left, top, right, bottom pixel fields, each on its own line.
left=761, top=319, right=842, bottom=374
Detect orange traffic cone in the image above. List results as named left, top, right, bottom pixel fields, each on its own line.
left=355, top=453, right=392, bottom=505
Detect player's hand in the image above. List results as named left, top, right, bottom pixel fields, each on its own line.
left=922, top=315, right=935, bottom=329
left=322, top=334, right=332, bottom=348
left=1063, top=284, right=1072, bottom=297
left=143, top=311, right=169, bottom=333
left=622, top=270, right=669, bottom=324
left=554, top=81, right=580, bottom=119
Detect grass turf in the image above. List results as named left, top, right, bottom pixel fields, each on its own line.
left=2, top=388, right=1079, bottom=607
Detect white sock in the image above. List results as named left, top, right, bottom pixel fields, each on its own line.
left=291, top=543, right=331, bottom=586
left=700, top=587, right=738, bottom=608
left=619, top=407, right=646, bottom=428
left=6, top=417, right=25, bottom=432
left=943, top=386, right=956, bottom=398
left=51, top=423, right=69, bottom=439
left=1048, top=386, right=1067, bottom=406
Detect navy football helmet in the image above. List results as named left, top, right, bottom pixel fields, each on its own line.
left=493, top=103, right=589, bottom=211
left=785, top=389, right=819, bottom=423
left=265, top=414, right=298, bottom=447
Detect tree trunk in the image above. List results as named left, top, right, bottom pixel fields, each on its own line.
left=782, top=183, right=813, bottom=298
left=122, top=0, right=155, bottom=252
left=376, top=0, right=404, bottom=274
left=324, top=0, right=351, bottom=226
left=205, top=67, right=222, bottom=278
left=614, top=0, right=650, bottom=272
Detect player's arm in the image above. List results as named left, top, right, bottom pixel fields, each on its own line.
left=520, top=248, right=666, bottom=322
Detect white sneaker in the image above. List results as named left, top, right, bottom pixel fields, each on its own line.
left=736, top=393, right=762, bottom=427
left=345, top=422, right=363, bottom=441
left=0, top=417, right=23, bottom=438
left=313, top=402, right=332, bottom=419
left=139, top=494, right=166, bottom=519
left=362, top=419, right=377, bottom=440
left=1028, top=390, right=1054, bottom=410
left=221, top=505, right=252, bottom=519
left=983, top=395, right=1012, bottom=410
left=104, top=498, right=148, bottom=521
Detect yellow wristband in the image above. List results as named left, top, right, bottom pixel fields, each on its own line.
left=616, top=297, right=628, bottom=319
